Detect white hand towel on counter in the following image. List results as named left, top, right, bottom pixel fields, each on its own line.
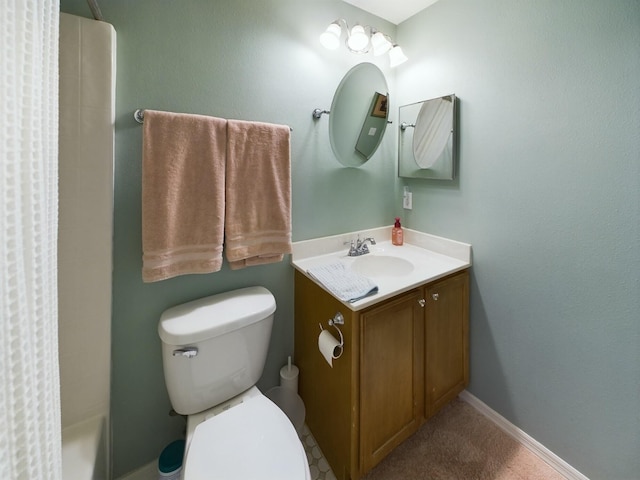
left=307, top=261, right=378, bottom=303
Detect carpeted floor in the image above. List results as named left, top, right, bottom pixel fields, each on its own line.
left=362, top=398, right=568, bottom=480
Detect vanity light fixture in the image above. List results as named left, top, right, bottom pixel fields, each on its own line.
left=319, top=19, right=407, bottom=67
left=388, top=44, right=409, bottom=68
left=371, top=31, right=392, bottom=56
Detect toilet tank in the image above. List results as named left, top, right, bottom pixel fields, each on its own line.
left=158, top=286, right=276, bottom=415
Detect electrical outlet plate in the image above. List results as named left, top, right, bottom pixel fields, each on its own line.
left=403, top=191, right=412, bottom=209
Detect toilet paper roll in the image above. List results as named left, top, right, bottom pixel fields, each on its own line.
left=318, top=329, right=342, bottom=368
left=280, top=363, right=299, bottom=393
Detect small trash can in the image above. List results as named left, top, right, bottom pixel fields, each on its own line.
left=265, top=386, right=306, bottom=436
left=158, top=439, right=185, bottom=480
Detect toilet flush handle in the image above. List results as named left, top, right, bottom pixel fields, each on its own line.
left=172, top=347, right=198, bottom=358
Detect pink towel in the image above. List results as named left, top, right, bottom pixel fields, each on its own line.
left=142, top=110, right=227, bottom=282
left=225, top=120, right=292, bottom=270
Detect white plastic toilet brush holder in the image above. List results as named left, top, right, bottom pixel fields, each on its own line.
left=280, top=356, right=299, bottom=393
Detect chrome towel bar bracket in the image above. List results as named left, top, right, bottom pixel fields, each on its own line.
left=312, top=108, right=330, bottom=119
left=134, top=109, right=144, bottom=124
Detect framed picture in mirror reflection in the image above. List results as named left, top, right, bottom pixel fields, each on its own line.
left=371, top=92, right=388, bottom=118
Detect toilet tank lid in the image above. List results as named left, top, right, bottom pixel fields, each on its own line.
left=158, top=286, right=276, bottom=346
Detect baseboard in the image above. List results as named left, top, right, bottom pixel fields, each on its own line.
left=459, top=391, right=589, bottom=480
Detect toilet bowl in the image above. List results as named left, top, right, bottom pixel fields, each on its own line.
left=158, top=286, right=311, bottom=480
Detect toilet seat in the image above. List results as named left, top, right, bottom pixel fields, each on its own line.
left=183, top=393, right=311, bottom=480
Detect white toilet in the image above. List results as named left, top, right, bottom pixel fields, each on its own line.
left=158, top=286, right=311, bottom=480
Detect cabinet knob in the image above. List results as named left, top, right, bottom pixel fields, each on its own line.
left=418, top=299, right=426, bottom=307
left=432, top=293, right=439, bottom=301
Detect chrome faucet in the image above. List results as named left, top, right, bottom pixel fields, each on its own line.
left=345, top=236, right=376, bottom=256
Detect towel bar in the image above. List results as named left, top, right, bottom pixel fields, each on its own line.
left=134, top=109, right=293, bottom=131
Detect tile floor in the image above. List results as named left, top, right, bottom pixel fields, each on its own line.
left=301, top=424, right=337, bottom=480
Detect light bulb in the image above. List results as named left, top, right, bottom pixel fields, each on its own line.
left=347, top=25, right=369, bottom=52
left=389, top=45, right=408, bottom=67
left=320, top=22, right=341, bottom=50
left=371, top=32, right=392, bottom=56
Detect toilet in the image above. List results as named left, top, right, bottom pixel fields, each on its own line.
left=158, top=286, right=311, bottom=480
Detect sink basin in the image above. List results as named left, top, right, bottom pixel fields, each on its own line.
left=292, top=231, right=471, bottom=310
left=350, top=255, right=414, bottom=277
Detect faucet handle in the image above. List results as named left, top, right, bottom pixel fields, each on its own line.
left=344, top=239, right=357, bottom=256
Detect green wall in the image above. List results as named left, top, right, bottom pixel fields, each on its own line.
left=396, top=1, right=640, bottom=478
left=60, top=0, right=397, bottom=476
left=60, top=0, right=640, bottom=478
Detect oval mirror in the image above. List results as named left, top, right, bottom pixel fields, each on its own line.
left=329, top=63, right=389, bottom=167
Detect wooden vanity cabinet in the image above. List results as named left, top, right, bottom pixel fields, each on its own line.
left=294, top=270, right=360, bottom=480
left=425, top=270, right=470, bottom=418
left=294, top=268, right=469, bottom=480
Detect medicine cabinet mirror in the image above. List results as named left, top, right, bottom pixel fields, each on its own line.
left=398, top=94, right=457, bottom=180
left=329, top=63, right=389, bottom=167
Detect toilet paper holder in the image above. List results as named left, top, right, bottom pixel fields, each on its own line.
left=319, top=312, right=344, bottom=359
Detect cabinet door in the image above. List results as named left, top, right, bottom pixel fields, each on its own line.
left=359, top=290, right=424, bottom=475
left=425, top=270, right=469, bottom=418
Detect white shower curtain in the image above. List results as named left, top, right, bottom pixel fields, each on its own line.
left=1, top=1, right=62, bottom=479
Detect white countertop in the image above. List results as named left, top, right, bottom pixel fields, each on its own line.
left=292, top=227, right=472, bottom=311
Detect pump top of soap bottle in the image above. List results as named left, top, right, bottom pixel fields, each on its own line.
left=392, top=217, right=404, bottom=246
